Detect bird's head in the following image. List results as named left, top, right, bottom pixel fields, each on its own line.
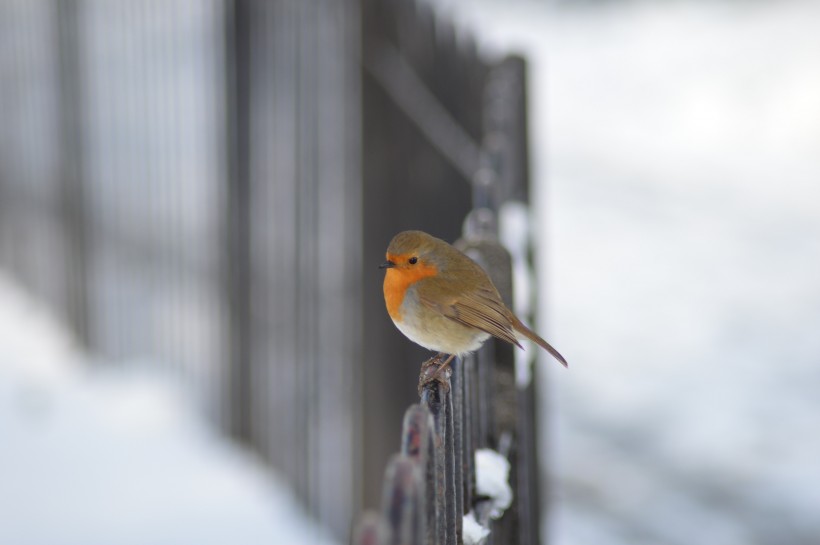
left=379, top=230, right=441, bottom=278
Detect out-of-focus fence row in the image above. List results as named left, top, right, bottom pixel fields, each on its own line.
left=0, top=0, right=546, bottom=541
left=0, top=0, right=360, bottom=536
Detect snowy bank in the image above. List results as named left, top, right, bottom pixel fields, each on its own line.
left=0, top=271, right=337, bottom=545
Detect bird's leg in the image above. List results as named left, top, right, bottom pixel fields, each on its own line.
left=421, top=352, right=445, bottom=369
left=429, top=354, right=455, bottom=381
left=418, top=353, right=445, bottom=395
left=418, top=353, right=455, bottom=395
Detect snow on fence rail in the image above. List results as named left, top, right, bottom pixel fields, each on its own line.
left=354, top=232, right=544, bottom=545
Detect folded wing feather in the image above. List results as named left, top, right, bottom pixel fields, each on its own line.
left=420, top=287, right=522, bottom=348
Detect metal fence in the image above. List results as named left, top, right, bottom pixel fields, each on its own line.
left=354, top=225, right=545, bottom=545
left=358, top=1, right=545, bottom=542
left=0, top=0, right=546, bottom=541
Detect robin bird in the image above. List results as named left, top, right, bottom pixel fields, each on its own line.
left=380, top=230, right=567, bottom=390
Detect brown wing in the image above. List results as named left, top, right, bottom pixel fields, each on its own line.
left=419, top=285, right=522, bottom=349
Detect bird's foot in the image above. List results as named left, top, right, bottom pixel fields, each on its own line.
left=418, top=353, right=455, bottom=396
left=420, top=353, right=444, bottom=368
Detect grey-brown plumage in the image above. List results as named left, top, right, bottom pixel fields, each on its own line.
left=382, top=230, right=567, bottom=367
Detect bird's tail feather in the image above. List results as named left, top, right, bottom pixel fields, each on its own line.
left=511, top=315, right=568, bottom=367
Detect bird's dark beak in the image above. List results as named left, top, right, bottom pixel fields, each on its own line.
left=379, top=260, right=395, bottom=269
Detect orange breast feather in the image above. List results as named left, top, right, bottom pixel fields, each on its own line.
left=383, top=258, right=437, bottom=320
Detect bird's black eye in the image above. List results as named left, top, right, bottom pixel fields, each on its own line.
left=408, top=257, right=418, bottom=265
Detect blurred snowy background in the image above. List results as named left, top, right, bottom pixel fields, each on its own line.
left=437, top=0, right=820, bottom=544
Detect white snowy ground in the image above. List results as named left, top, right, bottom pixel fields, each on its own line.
left=437, top=1, right=820, bottom=544
left=0, top=271, right=337, bottom=545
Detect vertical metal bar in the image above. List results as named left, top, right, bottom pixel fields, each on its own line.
left=460, top=238, right=520, bottom=545
left=499, top=58, right=544, bottom=545
left=425, top=410, right=438, bottom=545
left=401, top=404, right=432, bottom=542
left=420, top=378, right=459, bottom=545
left=462, top=354, right=476, bottom=510
left=452, top=358, right=466, bottom=539
left=443, top=377, right=458, bottom=545
left=295, top=0, right=317, bottom=516
left=467, top=313, right=497, bottom=455
left=224, top=0, right=252, bottom=443
left=313, top=0, right=363, bottom=536
left=381, top=455, right=420, bottom=545
left=518, top=374, right=542, bottom=545
left=509, top=54, right=543, bottom=545
left=421, top=379, right=449, bottom=545
left=55, top=0, right=89, bottom=347
left=401, top=405, right=432, bottom=462
left=501, top=56, right=531, bottom=204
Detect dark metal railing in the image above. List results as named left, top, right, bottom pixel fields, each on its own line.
left=358, top=1, right=545, bottom=536
left=356, top=0, right=546, bottom=537
left=354, top=227, right=544, bottom=545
